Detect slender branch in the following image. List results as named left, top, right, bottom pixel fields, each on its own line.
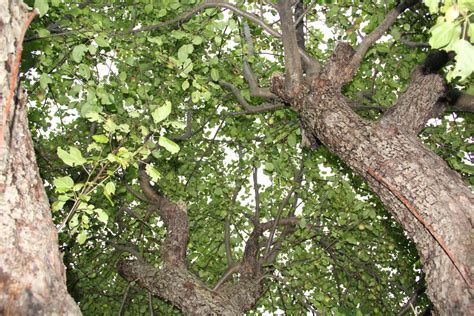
left=171, top=109, right=193, bottom=141
left=400, top=37, right=430, bottom=48
left=252, top=164, right=261, bottom=223
left=219, top=80, right=285, bottom=113
left=344, top=0, right=420, bottom=81
left=118, top=283, right=131, bottom=316
left=264, top=161, right=304, bottom=255
left=294, top=0, right=316, bottom=27
left=213, top=263, right=241, bottom=290
left=242, top=22, right=278, bottom=99
left=131, top=0, right=280, bottom=38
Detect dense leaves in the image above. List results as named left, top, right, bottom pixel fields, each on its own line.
left=23, top=0, right=472, bottom=314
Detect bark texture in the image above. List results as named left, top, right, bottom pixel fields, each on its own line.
left=118, top=166, right=265, bottom=314
left=272, top=43, right=473, bottom=314
left=0, top=1, right=81, bottom=315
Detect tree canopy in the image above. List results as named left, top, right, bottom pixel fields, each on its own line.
left=13, top=0, right=473, bottom=314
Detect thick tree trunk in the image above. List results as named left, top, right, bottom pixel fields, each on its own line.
left=278, top=55, right=473, bottom=313
left=0, top=1, right=81, bottom=315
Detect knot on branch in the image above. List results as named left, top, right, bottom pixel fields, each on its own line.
left=324, top=42, right=355, bottom=85
left=270, top=72, right=308, bottom=111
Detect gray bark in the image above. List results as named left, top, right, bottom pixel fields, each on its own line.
left=272, top=43, right=473, bottom=314
left=0, top=1, right=81, bottom=315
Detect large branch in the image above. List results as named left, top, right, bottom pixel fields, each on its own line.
left=380, top=66, right=445, bottom=134
left=276, top=0, right=303, bottom=97
left=138, top=164, right=189, bottom=267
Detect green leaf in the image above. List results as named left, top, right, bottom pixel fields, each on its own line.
left=39, top=73, right=52, bottom=89
left=53, top=176, right=74, bottom=191
left=72, top=44, right=88, bottom=63
left=145, top=164, right=161, bottom=182
left=104, top=182, right=116, bottom=196
left=78, top=64, right=91, bottom=79
left=77, top=230, right=87, bottom=245
left=210, top=68, right=220, bottom=81
left=192, top=36, right=203, bottom=45
left=34, top=0, right=49, bottom=17
left=182, top=80, right=190, bottom=91
left=429, top=20, right=461, bottom=49
left=95, top=34, right=109, bottom=47
left=159, top=136, right=180, bottom=154
left=287, top=133, right=297, bottom=147
left=177, top=44, right=194, bottom=62
left=57, top=147, right=87, bottom=166
left=423, top=0, right=439, bottom=13
left=92, top=134, right=109, bottom=143
left=265, top=162, right=274, bottom=172
left=447, top=40, right=474, bottom=81
left=69, top=214, right=79, bottom=228
left=95, top=209, right=109, bottom=224
left=152, top=101, right=172, bottom=123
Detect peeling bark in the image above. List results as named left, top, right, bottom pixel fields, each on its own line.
left=0, top=2, right=80, bottom=315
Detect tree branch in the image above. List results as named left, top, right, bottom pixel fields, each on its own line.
left=380, top=66, right=445, bottom=134
left=131, top=0, right=280, bottom=38
left=219, top=80, right=286, bottom=113
left=276, top=0, right=303, bottom=97
left=343, top=0, right=420, bottom=82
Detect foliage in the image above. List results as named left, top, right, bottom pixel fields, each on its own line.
left=23, top=0, right=472, bottom=314
left=422, top=0, right=474, bottom=80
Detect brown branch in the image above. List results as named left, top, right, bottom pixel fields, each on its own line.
left=343, top=0, right=420, bottom=82
left=242, top=22, right=278, bottom=99
left=276, top=0, right=303, bottom=97
left=380, top=66, right=445, bottom=134
left=131, top=0, right=280, bottom=38
left=171, top=109, right=193, bottom=141
left=219, top=80, right=285, bottom=113
left=400, top=37, right=430, bottom=48
left=264, top=161, right=304, bottom=256
left=138, top=163, right=189, bottom=267
left=213, top=263, right=241, bottom=291
left=252, top=164, right=261, bottom=223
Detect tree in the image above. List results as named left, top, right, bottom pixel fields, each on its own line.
left=4, top=0, right=473, bottom=314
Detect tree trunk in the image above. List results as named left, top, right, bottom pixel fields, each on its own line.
left=0, top=1, right=81, bottom=315
left=274, top=47, right=474, bottom=312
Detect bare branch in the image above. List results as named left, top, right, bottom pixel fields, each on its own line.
left=219, top=80, right=286, bottom=113
left=276, top=0, right=303, bottom=96
left=252, top=164, right=261, bottom=223
left=171, top=109, right=193, bottom=141
left=213, top=263, right=241, bottom=291
left=294, top=0, right=316, bottom=27
left=131, top=0, right=280, bottom=38
left=380, top=67, right=445, bottom=134
left=344, top=0, right=420, bottom=81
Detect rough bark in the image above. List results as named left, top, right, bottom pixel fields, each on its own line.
left=0, top=2, right=81, bottom=315
left=272, top=44, right=474, bottom=314
left=117, top=260, right=243, bottom=315
left=118, top=165, right=265, bottom=314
